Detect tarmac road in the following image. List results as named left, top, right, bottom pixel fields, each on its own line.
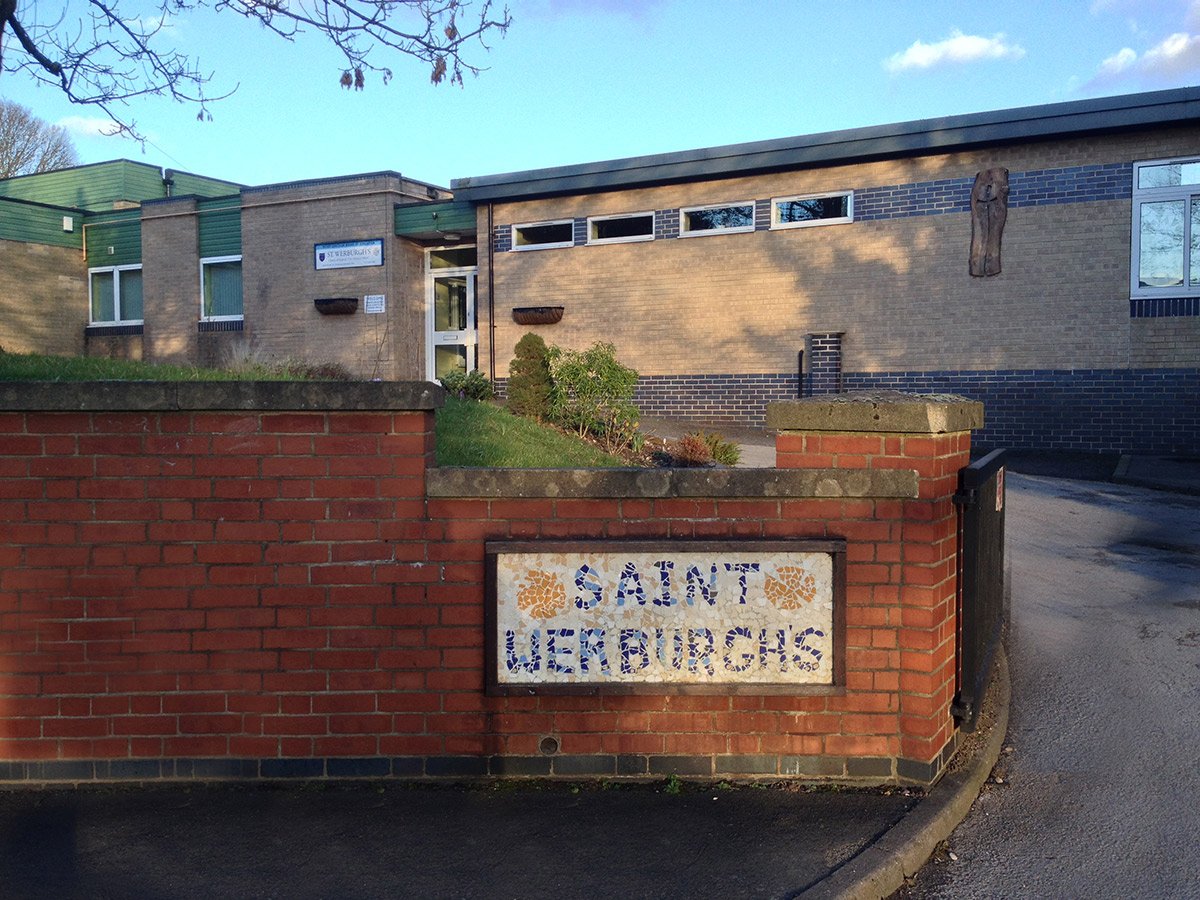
left=903, top=473, right=1200, bottom=898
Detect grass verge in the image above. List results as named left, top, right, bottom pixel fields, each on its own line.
left=436, top=397, right=628, bottom=468
left=0, top=351, right=345, bottom=382
left=1, top=353, right=629, bottom=468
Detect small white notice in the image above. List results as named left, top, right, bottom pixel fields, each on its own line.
left=364, top=294, right=386, bottom=314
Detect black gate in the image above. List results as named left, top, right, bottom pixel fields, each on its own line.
left=952, top=449, right=1007, bottom=732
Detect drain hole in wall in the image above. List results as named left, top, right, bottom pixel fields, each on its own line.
left=539, top=736, right=560, bottom=755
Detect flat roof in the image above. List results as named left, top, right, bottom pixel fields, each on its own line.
left=451, top=86, right=1200, bottom=202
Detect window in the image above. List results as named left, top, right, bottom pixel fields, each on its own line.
left=1132, top=157, right=1200, bottom=297
left=428, top=246, right=478, bottom=269
left=587, top=212, right=655, bottom=245
left=201, top=256, right=243, bottom=320
left=772, top=191, right=853, bottom=229
left=512, top=220, right=574, bottom=250
left=89, top=266, right=143, bottom=325
left=679, top=202, right=755, bottom=236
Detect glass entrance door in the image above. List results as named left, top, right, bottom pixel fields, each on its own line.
left=426, top=260, right=477, bottom=382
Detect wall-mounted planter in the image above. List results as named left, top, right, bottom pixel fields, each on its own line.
left=314, top=297, right=359, bottom=316
left=512, top=306, right=564, bottom=326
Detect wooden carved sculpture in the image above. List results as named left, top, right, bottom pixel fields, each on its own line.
left=970, top=167, right=1009, bottom=277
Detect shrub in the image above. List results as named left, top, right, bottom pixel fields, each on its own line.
left=672, top=433, right=713, bottom=467
left=439, top=369, right=494, bottom=401
left=547, top=341, right=640, bottom=453
left=506, top=332, right=552, bottom=419
left=698, top=431, right=741, bottom=466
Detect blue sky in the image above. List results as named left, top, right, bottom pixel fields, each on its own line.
left=5, top=0, right=1200, bottom=188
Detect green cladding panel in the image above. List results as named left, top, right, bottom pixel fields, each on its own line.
left=0, top=160, right=165, bottom=210
left=198, top=197, right=242, bottom=257
left=171, top=171, right=243, bottom=197
left=394, top=200, right=476, bottom=240
left=0, top=199, right=84, bottom=248
left=84, top=209, right=142, bottom=267
left=0, top=161, right=239, bottom=213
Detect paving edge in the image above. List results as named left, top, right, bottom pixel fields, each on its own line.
left=1112, top=454, right=1200, bottom=496
left=799, top=646, right=1011, bottom=900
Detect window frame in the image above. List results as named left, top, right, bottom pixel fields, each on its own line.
left=87, top=264, right=144, bottom=326
left=1131, top=156, right=1200, bottom=299
left=199, top=255, right=245, bottom=322
left=770, top=191, right=854, bottom=230
left=678, top=201, right=757, bottom=237
left=511, top=219, right=575, bottom=251
left=586, top=211, right=656, bottom=246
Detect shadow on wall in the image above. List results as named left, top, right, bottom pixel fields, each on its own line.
left=0, top=245, right=88, bottom=357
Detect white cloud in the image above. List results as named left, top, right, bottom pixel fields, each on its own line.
left=57, top=116, right=126, bottom=139
left=1188, top=0, right=1200, bottom=30
left=1086, top=30, right=1200, bottom=87
left=884, top=30, right=1026, bottom=74
left=1098, top=46, right=1138, bottom=76
left=1142, top=30, right=1200, bottom=75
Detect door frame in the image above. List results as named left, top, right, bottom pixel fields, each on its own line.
left=424, top=245, right=479, bottom=382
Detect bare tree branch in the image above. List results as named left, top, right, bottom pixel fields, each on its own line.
left=0, top=0, right=510, bottom=142
left=0, top=98, right=79, bottom=177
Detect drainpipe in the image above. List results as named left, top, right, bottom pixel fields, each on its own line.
left=487, top=202, right=496, bottom=382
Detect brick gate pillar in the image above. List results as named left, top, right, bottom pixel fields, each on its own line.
left=767, top=392, right=984, bottom=781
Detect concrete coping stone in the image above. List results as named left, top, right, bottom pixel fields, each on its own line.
left=427, top=466, right=919, bottom=499
left=0, top=381, right=445, bottom=412
left=766, top=391, right=984, bottom=435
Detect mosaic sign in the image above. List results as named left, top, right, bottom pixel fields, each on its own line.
left=486, top=541, right=843, bottom=694
left=314, top=239, right=383, bottom=270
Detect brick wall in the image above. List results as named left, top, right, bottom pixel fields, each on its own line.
left=241, top=174, right=430, bottom=380
left=0, top=239, right=86, bottom=357
left=141, top=197, right=202, bottom=366
left=0, top=384, right=978, bottom=785
left=808, top=333, right=844, bottom=396
left=842, top=368, right=1200, bottom=455
left=769, top=400, right=978, bottom=773
left=477, top=127, right=1200, bottom=381
left=475, top=126, right=1200, bottom=453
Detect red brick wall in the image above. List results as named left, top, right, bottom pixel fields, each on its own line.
left=776, top=429, right=972, bottom=770
left=0, top=404, right=968, bottom=783
left=0, top=408, right=433, bottom=765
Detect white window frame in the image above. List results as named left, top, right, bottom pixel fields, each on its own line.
left=1131, top=156, right=1200, bottom=299
left=586, top=211, right=655, bottom=246
left=770, top=191, right=854, bottom=230
left=199, top=255, right=244, bottom=322
left=88, top=264, right=144, bottom=326
left=679, top=201, right=756, bottom=237
left=511, top=219, right=575, bottom=251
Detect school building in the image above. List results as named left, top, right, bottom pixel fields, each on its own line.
left=2, top=86, right=1198, bottom=452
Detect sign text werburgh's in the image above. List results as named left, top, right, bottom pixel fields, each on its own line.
left=487, top=541, right=842, bottom=693
left=314, top=239, right=384, bottom=270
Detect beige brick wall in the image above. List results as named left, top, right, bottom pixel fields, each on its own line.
left=1131, top=318, right=1200, bottom=367
left=0, top=239, right=86, bottom=357
left=479, top=126, right=1200, bottom=378
left=142, top=197, right=201, bottom=365
left=85, top=333, right=143, bottom=361
left=241, top=175, right=430, bottom=380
